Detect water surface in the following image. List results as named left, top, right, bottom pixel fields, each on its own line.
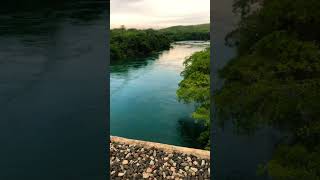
left=111, top=41, right=209, bottom=148
left=0, top=1, right=107, bottom=179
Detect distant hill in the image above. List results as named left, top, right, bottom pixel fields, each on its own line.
left=159, top=24, right=210, bottom=33
left=159, top=24, right=210, bottom=41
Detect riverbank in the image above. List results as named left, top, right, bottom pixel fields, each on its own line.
left=110, top=136, right=210, bottom=179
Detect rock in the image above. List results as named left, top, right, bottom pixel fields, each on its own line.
left=172, top=162, right=177, bottom=167
left=125, top=153, right=131, bottom=158
left=142, top=172, right=149, bottom=178
left=110, top=141, right=210, bottom=179
left=201, top=160, right=205, bottom=166
left=146, top=167, right=153, bottom=173
left=118, top=172, right=125, bottom=177
left=122, top=160, right=128, bottom=165
left=181, top=162, right=188, bottom=166
left=190, top=167, right=198, bottom=172
left=163, top=172, right=166, bottom=178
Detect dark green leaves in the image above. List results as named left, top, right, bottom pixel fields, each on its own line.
left=217, top=0, right=320, bottom=178
left=177, top=48, right=210, bottom=148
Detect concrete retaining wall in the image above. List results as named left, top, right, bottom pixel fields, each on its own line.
left=110, top=136, right=210, bottom=159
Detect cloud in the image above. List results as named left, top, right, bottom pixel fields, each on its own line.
left=111, top=0, right=210, bottom=29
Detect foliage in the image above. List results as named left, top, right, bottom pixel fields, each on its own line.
left=160, top=24, right=210, bottom=41
left=215, top=0, right=320, bottom=179
left=177, top=48, right=211, bottom=149
left=110, top=28, right=171, bottom=61
left=110, top=24, right=210, bottom=61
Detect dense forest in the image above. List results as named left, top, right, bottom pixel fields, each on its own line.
left=214, top=0, right=320, bottom=179
left=160, top=24, right=210, bottom=41
left=110, top=28, right=171, bottom=61
left=177, top=48, right=211, bottom=149
left=110, top=24, right=209, bottom=61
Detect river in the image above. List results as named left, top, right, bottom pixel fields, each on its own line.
left=0, top=1, right=107, bottom=179
left=111, top=41, right=209, bottom=148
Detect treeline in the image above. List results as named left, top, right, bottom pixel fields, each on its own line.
left=110, top=28, right=171, bottom=61
left=214, top=0, right=320, bottom=179
left=110, top=24, right=210, bottom=61
left=177, top=48, right=210, bottom=149
left=160, top=24, right=210, bottom=41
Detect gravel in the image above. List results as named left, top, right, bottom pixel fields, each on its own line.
left=110, top=142, right=210, bottom=180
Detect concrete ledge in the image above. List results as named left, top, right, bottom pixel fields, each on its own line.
left=110, top=136, right=210, bottom=159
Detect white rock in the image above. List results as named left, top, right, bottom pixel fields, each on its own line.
left=122, top=160, right=128, bottom=165
left=190, top=167, right=198, bottom=172
left=142, top=172, right=149, bottom=179
left=118, top=172, right=125, bottom=177
left=201, top=160, right=205, bottom=166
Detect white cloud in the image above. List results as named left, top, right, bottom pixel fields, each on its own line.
left=111, top=0, right=210, bottom=29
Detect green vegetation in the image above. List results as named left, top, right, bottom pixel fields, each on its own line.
left=110, top=28, right=171, bottom=61
left=177, top=48, right=210, bottom=149
left=160, top=24, right=210, bottom=41
left=215, top=0, right=320, bottom=179
left=110, top=24, right=210, bottom=61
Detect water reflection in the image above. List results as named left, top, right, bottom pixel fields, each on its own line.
left=177, top=117, right=207, bottom=149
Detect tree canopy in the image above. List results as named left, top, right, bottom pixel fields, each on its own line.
left=110, top=24, right=210, bottom=62
left=110, top=28, right=171, bottom=61
left=177, top=48, right=211, bottom=149
left=215, top=0, right=320, bottom=179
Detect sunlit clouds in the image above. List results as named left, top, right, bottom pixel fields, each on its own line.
left=111, top=0, right=210, bottom=29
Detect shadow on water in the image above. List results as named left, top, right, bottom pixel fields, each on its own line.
left=110, top=53, right=161, bottom=75
left=177, top=117, right=207, bottom=149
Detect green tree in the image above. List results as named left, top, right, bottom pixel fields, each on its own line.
left=215, top=0, right=320, bottom=179
left=110, top=24, right=210, bottom=62
left=177, top=48, right=211, bottom=149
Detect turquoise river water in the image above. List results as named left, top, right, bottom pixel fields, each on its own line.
left=110, top=41, right=209, bottom=148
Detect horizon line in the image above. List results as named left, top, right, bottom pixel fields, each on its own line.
left=110, top=22, right=210, bottom=30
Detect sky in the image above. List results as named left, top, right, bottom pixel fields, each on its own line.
left=111, top=0, right=210, bottom=29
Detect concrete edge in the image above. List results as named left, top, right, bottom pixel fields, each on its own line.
left=110, top=136, right=210, bottom=159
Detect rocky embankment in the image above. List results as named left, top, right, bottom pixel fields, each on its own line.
left=110, top=136, right=210, bottom=180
